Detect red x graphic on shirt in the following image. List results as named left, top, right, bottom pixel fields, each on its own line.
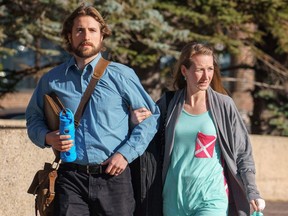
left=194, top=131, right=217, bottom=158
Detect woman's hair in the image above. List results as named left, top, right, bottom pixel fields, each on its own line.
left=173, top=42, right=227, bottom=95
left=61, top=4, right=112, bottom=53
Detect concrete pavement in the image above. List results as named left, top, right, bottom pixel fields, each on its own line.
left=264, top=201, right=288, bottom=216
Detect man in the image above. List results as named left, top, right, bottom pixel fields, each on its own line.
left=26, top=4, right=159, bottom=216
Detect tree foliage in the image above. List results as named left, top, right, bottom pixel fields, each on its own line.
left=0, top=0, right=288, bottom=135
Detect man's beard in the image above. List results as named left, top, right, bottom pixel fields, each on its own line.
left=72, top=41, right=102, bottom=58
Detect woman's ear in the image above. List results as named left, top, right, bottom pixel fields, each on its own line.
left=181, top=65, right=187, bottom=77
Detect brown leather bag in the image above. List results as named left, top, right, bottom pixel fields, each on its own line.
left=27, top=159, right=59, bottom=216
left=43, top=92, right=65, bottom=131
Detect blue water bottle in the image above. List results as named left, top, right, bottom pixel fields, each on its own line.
left=59, top=108, right=77, bottom=162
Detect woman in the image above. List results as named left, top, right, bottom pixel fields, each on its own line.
left=132, top=42, right=265, bottom=216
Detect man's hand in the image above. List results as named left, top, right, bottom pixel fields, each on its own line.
left=102, top=152, right=128, bottom=176
left=130, top=107, right=151, bottom=125
left=45, top=130, right=74, bottom=152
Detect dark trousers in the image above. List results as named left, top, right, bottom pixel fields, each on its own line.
left=54, top=165, right=135, bottom=216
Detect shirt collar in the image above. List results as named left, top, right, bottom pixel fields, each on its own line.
left=64, top=53, right=103, bottom=76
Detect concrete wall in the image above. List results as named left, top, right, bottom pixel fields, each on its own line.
left=0, top=120, right=288, bottom=216
left=250, top=135, right=288, bottom=201
left=0, top=120, right=54, bottom=216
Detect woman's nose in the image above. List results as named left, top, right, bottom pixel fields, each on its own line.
left=202, top=70, right=209, bottom=79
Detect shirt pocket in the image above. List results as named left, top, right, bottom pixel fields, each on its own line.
left=194, top=131, right=217, bottom=158
left=94, top=95, right=128, bottom=130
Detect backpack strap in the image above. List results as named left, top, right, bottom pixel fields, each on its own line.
left=159, top=91, right=175, bottom=166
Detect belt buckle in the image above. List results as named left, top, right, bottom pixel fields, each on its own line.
left=86, top=165, right=102, bottom=174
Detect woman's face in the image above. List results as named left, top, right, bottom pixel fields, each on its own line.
left=181, top=54, right=214, bottom=92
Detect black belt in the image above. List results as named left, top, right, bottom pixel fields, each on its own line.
left=60, top=163, right=107, bottom=174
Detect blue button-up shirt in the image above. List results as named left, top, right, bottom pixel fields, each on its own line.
left=26, top=54, right=160, bottom=164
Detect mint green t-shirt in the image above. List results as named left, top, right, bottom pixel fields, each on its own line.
left=163, top=110, right=228, bottom=216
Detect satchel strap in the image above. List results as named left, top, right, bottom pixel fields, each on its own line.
left=53, top=146, right=61, bottom=163
left=45, top=170, right=58, bottom=207
left=53, top=57, right=110, bottom=161
left=74, top=57, right=110, bottom=127
left=43, top=58, right=109, bottom=131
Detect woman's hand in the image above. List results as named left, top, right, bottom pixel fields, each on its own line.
left=250, top=198, right=266, bottom=212
left=130, top=107, right=152, bottom=125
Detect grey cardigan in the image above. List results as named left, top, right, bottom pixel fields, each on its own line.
left=161, top=87, right=261, bottom=216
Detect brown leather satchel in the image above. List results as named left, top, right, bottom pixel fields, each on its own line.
left=27, top=159, right=60, bottom=216
left=43, top=92, right=64, bottom=131
left=28, top=57, right=110, bottom=216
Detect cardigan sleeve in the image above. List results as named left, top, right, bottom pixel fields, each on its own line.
left=230, top=101, right=261, bottom=200
left=208, top=87, right=261, bottom=201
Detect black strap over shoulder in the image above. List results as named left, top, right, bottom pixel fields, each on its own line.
left=159, top=90, right=176, bottom=145
left=164, top=91, right=175, bottom=111
left=159, top=91, right=175, bottom=167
